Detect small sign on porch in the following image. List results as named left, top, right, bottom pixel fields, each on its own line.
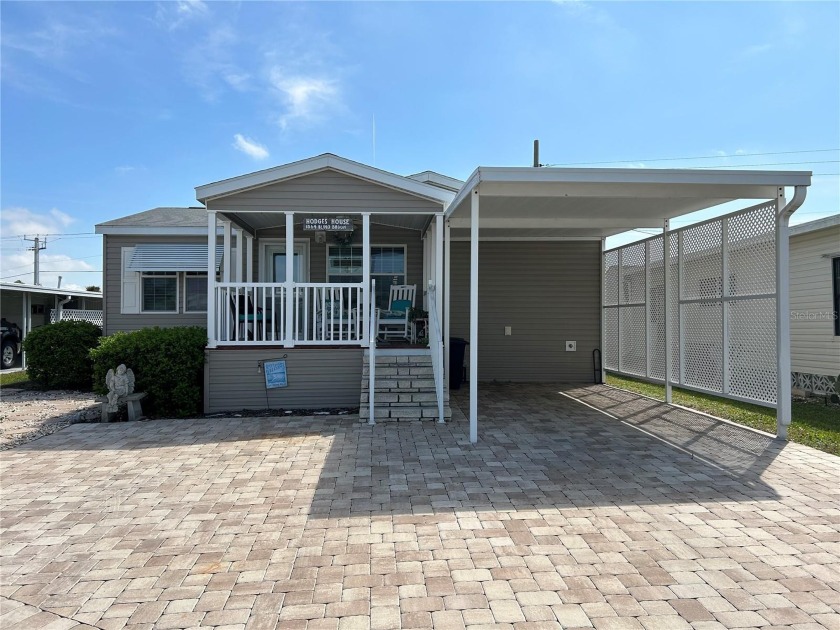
left=263, top=360, right=288, bottom=389
left=303, top=217, right=353, bottom=232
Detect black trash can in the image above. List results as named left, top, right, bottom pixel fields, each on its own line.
left=449, top=337, right=468, bottom=390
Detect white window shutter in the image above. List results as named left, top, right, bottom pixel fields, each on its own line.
left=121, top=247, right=140, bottom=314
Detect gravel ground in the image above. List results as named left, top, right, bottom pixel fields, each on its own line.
left=0, top=387, right=100, bottom=450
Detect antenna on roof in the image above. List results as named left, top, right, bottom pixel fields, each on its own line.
left=533, top=139, right=540, bottom=168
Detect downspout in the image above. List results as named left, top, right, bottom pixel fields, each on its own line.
left=57, top=295, right=72, bottom=322
left=775, top=184, right=807, bottom=439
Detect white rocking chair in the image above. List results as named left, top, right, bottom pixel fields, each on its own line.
left=377, top=284, right=416, bottom=341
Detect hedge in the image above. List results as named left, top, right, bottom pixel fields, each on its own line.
left=23, top=320, right=102, bottom=390
left=90, top=327, right=207, bottom=417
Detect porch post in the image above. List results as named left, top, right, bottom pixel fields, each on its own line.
left=775, top=187, right=791, bottom=439
left=234, top=229, right=243, bottom=282
left=245, top=234, right=254, bottom=282
left=222, top=221, right=232, bottom=282
left=444, top=219, right=451, bottom=382
left=663, top=220, right=672, bottom=402
left=362, top=213, right=371, bottom=346
left=469, top=189, right=479, bottom=444
left=285, top=212, right=295, bottom=348
left=434, top=214, right=444, bottom=331
left=207, top=211, right=217, bottom=348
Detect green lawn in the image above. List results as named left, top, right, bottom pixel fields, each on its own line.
left=0, top=370, right=32, bottom=389
left=606, top=373, right=840, bottom=456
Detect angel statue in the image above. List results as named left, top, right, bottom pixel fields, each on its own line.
left=105, top=364, right=135, bottom=413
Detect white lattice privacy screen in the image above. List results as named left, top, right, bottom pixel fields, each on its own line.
left=50, top=309, right=104, bottom=327
left=603, top=201, right=778, bottom=405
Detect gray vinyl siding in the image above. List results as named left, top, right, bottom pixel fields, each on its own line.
left=790, top=225, right=840, bottom=376
left=104, top=235, right=208, bottom=335
left=450, top=241, right=602, bottom=382
left=205, top=347, right=362, bottom=412
left=208, top=170, right=441, bottom=213
left=251, top=224, right=423, bottom=287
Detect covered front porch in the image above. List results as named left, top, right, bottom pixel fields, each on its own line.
left=203, top=210, right=446, bottom=348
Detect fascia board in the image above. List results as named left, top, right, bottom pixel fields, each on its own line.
left=195, top=154, right=454, bottom=205
left=95, top=226, right=224, bottom=236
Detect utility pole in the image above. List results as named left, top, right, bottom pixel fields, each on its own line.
left=23, top=236, right=47, bottom=285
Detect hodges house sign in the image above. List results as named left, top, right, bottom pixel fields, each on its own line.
left=303, top=217, right=353, bottom=232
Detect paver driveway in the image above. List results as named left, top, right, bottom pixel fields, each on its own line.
left=1, top=384, right=838, bottom=630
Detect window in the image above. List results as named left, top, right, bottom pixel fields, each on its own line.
left=184, top=273, right=207, bottom=312
left=834, top=258, right=840, bottom=336
left=142, top=272, right=178, bottom=312
left=327, top=245, right=406, bottom=308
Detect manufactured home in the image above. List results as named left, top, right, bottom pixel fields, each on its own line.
left=95, top=154, right=811, bottom=440
left=789, top=215, right=840, bottom=396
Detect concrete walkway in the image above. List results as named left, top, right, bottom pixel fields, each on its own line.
left=1, top=384, right=838, bottom=629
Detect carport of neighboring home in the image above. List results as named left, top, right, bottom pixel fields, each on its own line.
left=444, top=166, right=811, bottom=443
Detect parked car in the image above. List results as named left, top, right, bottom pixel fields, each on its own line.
left=1, top=318, right=22, bottom=369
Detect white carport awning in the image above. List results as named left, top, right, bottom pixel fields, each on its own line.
left=445, top=167, right=812, bottom=237
left=128, top=244, right=223, bottom=272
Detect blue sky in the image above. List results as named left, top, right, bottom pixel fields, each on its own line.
left=1, top=1, right=838, bottom=290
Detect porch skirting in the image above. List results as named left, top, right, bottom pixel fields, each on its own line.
left=204, top=347, right=363, bottom=414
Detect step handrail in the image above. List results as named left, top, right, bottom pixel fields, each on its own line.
left=368, top=279, right=377, bottom=425
left=427, top=283, right=445, bottom=423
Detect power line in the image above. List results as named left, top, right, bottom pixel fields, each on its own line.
left=0, top=253, right=102, bottom=274
left=0, top=231, right=98, bottom=241
left=694, top=160, right=839, bottom=169
left=1, top=269, right=103, bottom=280
left=545, top=148, right=839, bottom=167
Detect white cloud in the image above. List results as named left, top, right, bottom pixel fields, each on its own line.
left=2, top=18, right=118, bottom=61
left=232, top=134, right=270, bottom=160
left=182, top=27, right=251, bottom=100
left=1, top=247, right=98, bottom=289
left=1, top=207, right=75, bottom=238
left=155, top=0, right=209, bottom=31
left=269, top=70, right=340, bottom=131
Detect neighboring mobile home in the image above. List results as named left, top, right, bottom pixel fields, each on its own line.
left=789, top=215, right=840, bottom=396
left=0, top=282, right=103, bottom=368
left=95, top=153, right=811, bottom=440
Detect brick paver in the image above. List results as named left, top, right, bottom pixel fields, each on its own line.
left=1, top=383, right=838, bottom=629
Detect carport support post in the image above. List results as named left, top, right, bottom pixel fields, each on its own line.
left=775, top=188, right=791, bottom=439
left=469, top=189, right=479, bottom=443
left=663, top=219, right=672, bottom=403
left=444, top=219, right=451, bottom=383
left=207, top=211, right=217, bottom=348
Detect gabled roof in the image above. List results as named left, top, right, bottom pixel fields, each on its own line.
left=96, top=207, right=210, bottom=235
left=407, top=170, right=464, bottom=192
left=195, top=153, right=455, bottom=206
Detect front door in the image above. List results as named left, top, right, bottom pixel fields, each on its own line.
left=262, top=241, right=309, bottom=282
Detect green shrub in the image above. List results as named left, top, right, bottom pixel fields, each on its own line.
left=23, top=320, right=102, bottom=390
left=90, top=327, right=207, bottom=418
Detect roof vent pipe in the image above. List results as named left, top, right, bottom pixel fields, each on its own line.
left=533, top=140, right=540, bottom=167
left=57, top=276, right=62, bottom=288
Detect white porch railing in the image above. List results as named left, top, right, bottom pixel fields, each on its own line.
left=214, top=282, right=366, bottom=346
left=427, top=284, right=445, bottom=423
left=215, top=283, right=286, bottom=344
left=293, top=283, right=365, bottom=345
left=50, top=309, right=104, bottom=327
